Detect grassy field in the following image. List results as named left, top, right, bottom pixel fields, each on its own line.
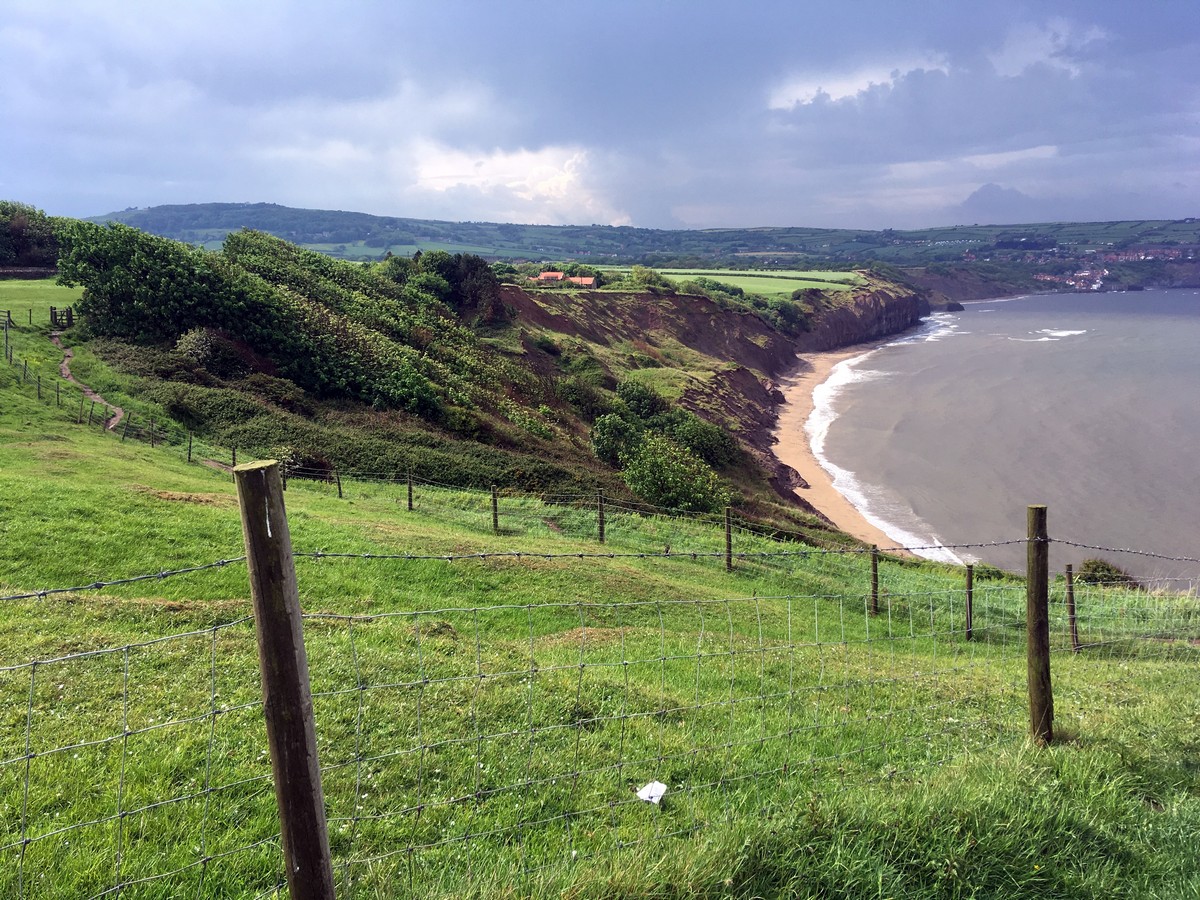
left=1, top=279, right=1199, bottom=897
left=617, top=269, right=864, bottom=299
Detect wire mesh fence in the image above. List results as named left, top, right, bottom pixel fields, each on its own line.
left=0, top=521, right=1195, bottom=897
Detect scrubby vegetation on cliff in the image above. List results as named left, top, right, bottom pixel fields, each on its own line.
left=33, top=217, right=923, bottom=529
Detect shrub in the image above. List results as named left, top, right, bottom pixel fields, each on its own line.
left=1076, top=558, right=1140, bottom=589
left=621, top=434, right=730, bottom=513
left=557, top=376, right=613, bottom=422
left=616, top=381, right=669, bottom=419
left=590, top=414, right=641, bottom=466
left=175, top=327, right=250, bottom=378
left=655, top=409, right=739, bottom=468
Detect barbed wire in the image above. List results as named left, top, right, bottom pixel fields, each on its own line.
left=1049, top=538, right=1200, bottom=564
left=0, top=557, right=248, bottom=603
left=1, top=530, right=1193, bottom=895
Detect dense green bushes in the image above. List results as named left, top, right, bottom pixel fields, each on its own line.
left=589, top=381, right=736, bottom=512
left=622, top=434, right=731, bottom=513
left=54, top=222, right=536, bottom=420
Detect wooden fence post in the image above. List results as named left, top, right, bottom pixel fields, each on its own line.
left=233, top=461, right=336, bottom=900
left=36, top=375, right=41, bottom=401
left=724, top=506, right=733, bottom=572
left=870, top=546, right=880, bottom=616
left=965, top=564, right=974, bottom=640
left=406, top=472, right=413, bottom=511
left=335, top=469, right=342, bottom=499
left=187, top=432, right=193, bottom=463
left=1066, top=563, right=1080, bottom=653
left=232, top=446, right=237, bottom=468
left=87, top=401, right=95, bottom=426
left=121, top=414, right=130, bottom=441
left=492, top=485, right=499, bottom=533
left=55, top=382, right=60, bottom=407
left=1027, top=505, right=1053, bottom=746
left=77, top=394, right=85, bottom=424
left=597, top=490, right=606, bottom=544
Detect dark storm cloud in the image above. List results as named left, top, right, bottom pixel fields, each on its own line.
left=1, top=0, right=1197, bottom=228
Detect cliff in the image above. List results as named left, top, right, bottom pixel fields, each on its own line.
left=793, top=287, right=930, bottom=352
left=681, top=283, right=928, bottom=510
left=505, top=278, right=927, bottom=514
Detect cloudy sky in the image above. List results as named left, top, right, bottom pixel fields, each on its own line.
left=3, top=0, right=1198, bottom=230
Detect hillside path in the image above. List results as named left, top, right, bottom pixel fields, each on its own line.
left=51, top=332, right=125, bottom=431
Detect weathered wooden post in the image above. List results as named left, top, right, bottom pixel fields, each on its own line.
left=870, top=546, right=880, bottom=616
left=965, top=564, right=974, bottom=641
left=55, top=382, right=60, bottom=407
left=724, top=506, right=733, bottom=572
left=406, top=472, right=413, bottom=511
left=597, top=490, right=606, bottom=544
left=1066, top=563, right=1080, bottom=654
left=187, top=433, right=193, bottom=463
left=121, top=414, right=131, bottom=441
left=77, top=394, right=85, bottom=423
left=335, top=469, right=342, bottom=499
left=232, top=446, right=238, bottom=468
left=36, top=375, right=41, bottom=401
left=1027, top=505, right=1053, bottom=745
left=22, top=360, right=27, bottom=382
left=87, top=401, right=95, bottom=426
left=492, top=485, right=499, bottom=533
left=233, top=461, right=336, bottom=900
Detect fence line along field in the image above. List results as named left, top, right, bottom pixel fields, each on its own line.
left=1, top=278, right=1199, bottom=898
left=1, top=459, right=1197, bottom=896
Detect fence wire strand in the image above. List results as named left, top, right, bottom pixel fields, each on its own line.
left=0, top=449, right=1196, bottom=896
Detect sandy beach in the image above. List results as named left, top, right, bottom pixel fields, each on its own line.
left=772, top=347, right=906, bottom=552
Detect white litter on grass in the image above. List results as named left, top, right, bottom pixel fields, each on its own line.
left=636, top=781, right=668, bottom=804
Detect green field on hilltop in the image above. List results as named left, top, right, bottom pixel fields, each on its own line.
left=658, top=269, right=863, bottom=297
left=2, top=279, right=1199, bottom=897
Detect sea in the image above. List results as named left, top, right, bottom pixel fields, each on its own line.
left=805, top=287, right=1200, bottom=585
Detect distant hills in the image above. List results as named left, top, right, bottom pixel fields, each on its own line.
left=92, top=203, right=1200, bottom=267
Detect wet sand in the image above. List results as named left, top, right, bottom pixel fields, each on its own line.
left=772, top=347, right=907, bottom=552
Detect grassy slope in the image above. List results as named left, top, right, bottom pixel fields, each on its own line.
left=2, top=282, right=1199, bottom=897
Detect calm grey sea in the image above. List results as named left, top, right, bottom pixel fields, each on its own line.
left=805, top=288, right=1200, bottom=583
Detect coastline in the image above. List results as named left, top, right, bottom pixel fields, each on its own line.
left=772, top=344, right=908, bottom=553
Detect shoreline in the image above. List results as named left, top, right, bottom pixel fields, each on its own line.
left=771, top=344, right=909, bottom=553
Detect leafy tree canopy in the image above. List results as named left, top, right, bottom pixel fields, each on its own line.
left=0, top=201, right=59, bottom=268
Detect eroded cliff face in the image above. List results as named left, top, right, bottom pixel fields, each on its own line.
left=504, top=280, right=927, bottom=512
left=679, top=285, right=929, bottom=507
left=793, top=288, right=930, bottom=352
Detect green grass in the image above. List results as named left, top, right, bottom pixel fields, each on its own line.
left=1, top=288, right=1198, bottom=897
left=660, top=269, right=865, bottom=284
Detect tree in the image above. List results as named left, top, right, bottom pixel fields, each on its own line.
left=0, top=201, right=58, bottom=267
